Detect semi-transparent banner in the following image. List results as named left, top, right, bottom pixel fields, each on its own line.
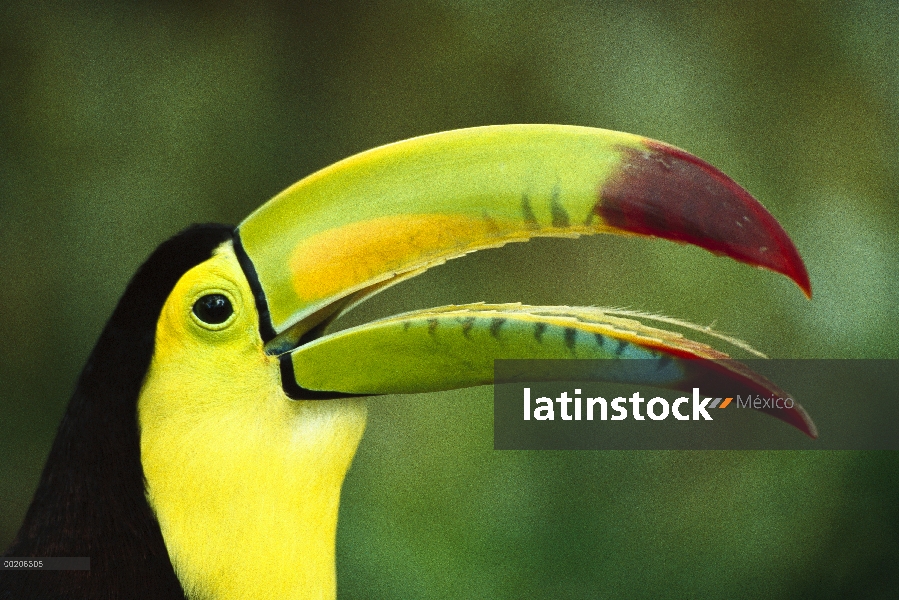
left=493, top=359, right=899, bottom=450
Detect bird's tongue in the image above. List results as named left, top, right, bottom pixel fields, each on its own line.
left=232, top=125, right=814, bottom=437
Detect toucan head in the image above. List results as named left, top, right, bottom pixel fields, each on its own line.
left=104, top=125, right=815, bottom=599
left=134, top=124, right=815, bottom=599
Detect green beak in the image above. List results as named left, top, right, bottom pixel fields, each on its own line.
left=234, top=125, right=816, bottom=438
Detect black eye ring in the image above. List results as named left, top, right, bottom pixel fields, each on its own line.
left=192, top=294, right=234, bottom=326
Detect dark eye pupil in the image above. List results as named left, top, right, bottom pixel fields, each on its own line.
left=193, top=294, right=233, bottom=325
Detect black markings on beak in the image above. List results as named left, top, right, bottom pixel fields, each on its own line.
left=521, top=195, right=540, bottom=230
left=490, top=318, right=506, bottom=338
left=550, top=187, right=570, bottom=228
left=615, top=340, right=627, bottom=356
left=533, top=322, right=547, bottom=343
left=461, top=317, right=476, bottom=338
left=564, top=327, right=577, bottom=350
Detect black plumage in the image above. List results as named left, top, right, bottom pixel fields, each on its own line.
left=2, top=224, right=233, bottom=600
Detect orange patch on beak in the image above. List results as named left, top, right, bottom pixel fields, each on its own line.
left=288, top=214, right=511, bottom=303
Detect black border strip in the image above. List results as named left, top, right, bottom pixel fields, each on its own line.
left=279, top=355, right=368, bottom=400
left=233, top=230, right=277, bottom=343
left=234, top=229, right=369, bottom=401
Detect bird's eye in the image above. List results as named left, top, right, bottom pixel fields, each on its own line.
left=192, top=294, right=234, bottom=325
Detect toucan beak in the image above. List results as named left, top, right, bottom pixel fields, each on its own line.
left=233, top=125, right=816, bottom=438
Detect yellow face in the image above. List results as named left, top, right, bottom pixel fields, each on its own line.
left=138, top=241, right=367, bottom=600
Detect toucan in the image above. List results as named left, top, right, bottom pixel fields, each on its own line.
left=2, top=125, right=814, bottom=599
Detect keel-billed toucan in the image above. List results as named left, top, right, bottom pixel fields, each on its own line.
left=2, top=125, right=814, bottom=599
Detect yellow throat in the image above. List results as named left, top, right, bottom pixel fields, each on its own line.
left=138, top=242, right=367, bottom=600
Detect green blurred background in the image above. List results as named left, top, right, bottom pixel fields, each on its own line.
left=1, top=1, right=897, bottom=597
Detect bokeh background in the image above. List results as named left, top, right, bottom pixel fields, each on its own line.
left=2, top=1, right=897, bottom=597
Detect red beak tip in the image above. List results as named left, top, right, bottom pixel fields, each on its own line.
left=598, top=139, right=812, bottom=298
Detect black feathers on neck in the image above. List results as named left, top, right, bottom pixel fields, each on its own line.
left=2, top=224, right=234, bottom=600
